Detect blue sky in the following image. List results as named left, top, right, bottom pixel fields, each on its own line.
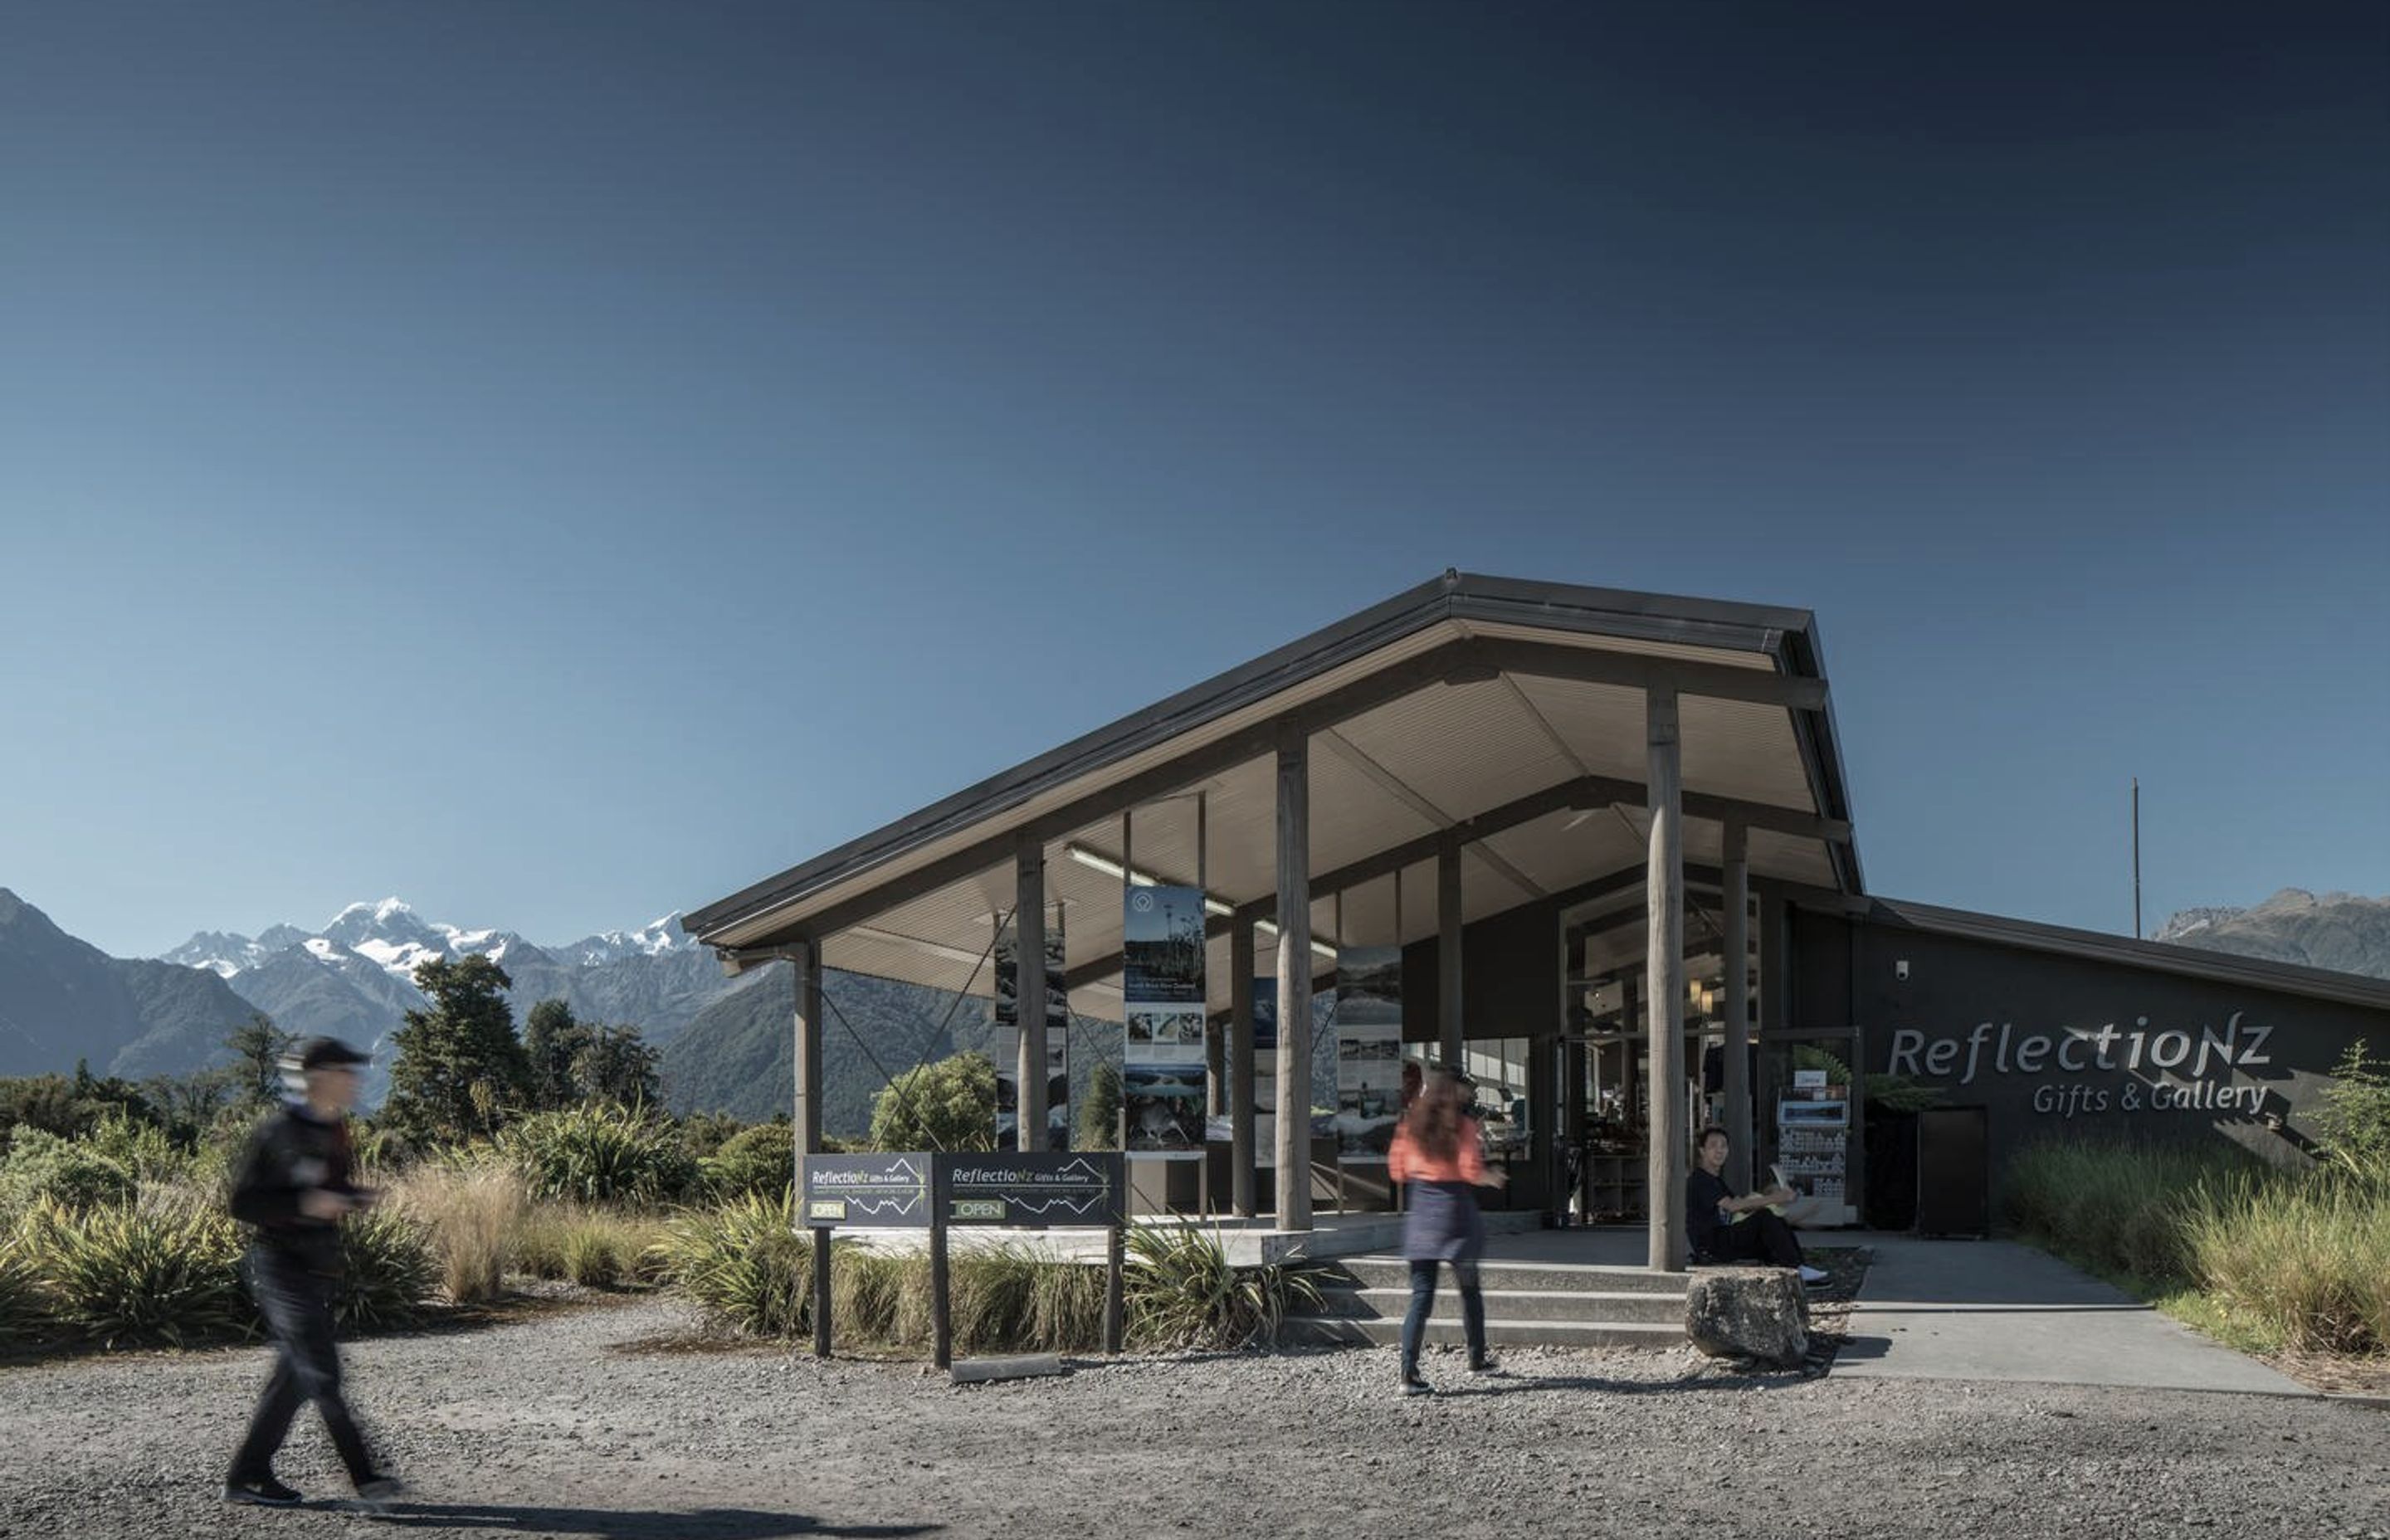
left=2, top=2, right=2383, bottom=958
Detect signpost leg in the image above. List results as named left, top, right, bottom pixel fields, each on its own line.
left=1103, top=1224, right=1125, bottom=1354
left=930, top=1221, right=953, bottom=1371
left=811, top=1225, right=834, bottom=1360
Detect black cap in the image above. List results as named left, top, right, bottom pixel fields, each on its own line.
left=296, top=1036, right=370, bottom=1070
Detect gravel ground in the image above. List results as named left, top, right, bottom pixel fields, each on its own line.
left=0, top=1295, right=2383, bottom=1540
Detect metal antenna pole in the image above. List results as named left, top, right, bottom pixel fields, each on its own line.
left=2132, top=777, right=2143, bottom=940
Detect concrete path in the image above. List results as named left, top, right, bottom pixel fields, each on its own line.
left=1836, top=1234, right=2311, bottom=1396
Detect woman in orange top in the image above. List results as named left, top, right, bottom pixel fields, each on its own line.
left=1387, top=1066, right=1500, bottom=1393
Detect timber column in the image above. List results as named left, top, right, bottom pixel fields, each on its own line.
left=793, top=938, right=823, bottom=1156
left=1017, top=836, right=1048, bottom=1153
left=1231, top=924, right=1256, bottom=1217
left=1274, top=724, right=1314, bottom=1230
left=1437, top=834, right=1464, bottom=1069
left=1646, top=685, right=1687, bottom=1271
left=1722, top=818, right=1753, bottom=1192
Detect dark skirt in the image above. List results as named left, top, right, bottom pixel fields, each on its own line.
left=1402, top=1178, right=1486, bottom=1264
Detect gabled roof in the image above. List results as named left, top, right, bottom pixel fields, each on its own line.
left=685, top=572, right=1863, bottom=1016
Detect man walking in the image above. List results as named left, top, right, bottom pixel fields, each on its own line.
left=224, top=1036, right=405, bottom=1511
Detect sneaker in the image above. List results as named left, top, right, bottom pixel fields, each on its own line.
left=225, top=1475, right=303, bottom=1506
left=352, top=1475, right=407, bottom=1515
left=1468, top=1356, right=1501, bottom=1375
left=1797, top=1265, right=1830, bottom=1285
left=1399, top=1372, right=1433, bottom=1396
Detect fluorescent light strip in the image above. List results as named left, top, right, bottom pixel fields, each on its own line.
left=1064, top=843, right=1337, bottom=962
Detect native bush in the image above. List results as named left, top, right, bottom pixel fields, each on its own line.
left=505, top=1103, right=697, bottom=1205
left=81, top=1111, right=188, bottom=1184
left=867, top=1053, right=997, bottom=1154
left=703, top=1123, right=796, bottom=1201
left=653, top=1192, right=811, bottom=1338
left=1125, top=1223, right=1324, bottom=1350
left=0, top=1129, right=137, bottom=1217
left=23, top=1193, right=248, bottom=1348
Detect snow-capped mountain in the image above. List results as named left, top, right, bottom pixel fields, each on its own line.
left=557, top=914, right=695, bottom=967
left=155, top=899, right=725, bottom=1069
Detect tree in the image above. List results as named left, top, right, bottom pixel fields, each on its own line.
left=1076, top=1060, right=1123, bottom=1150
left=866, top=1052, right=997, bottom=1153
left=384, top=955, right=529, bottom=1145
left=225, top=1012, right=299, bottom=1107
left=521, top=999, right=594, bottom=1110
left=577, top=1024, right=662, bottom=1108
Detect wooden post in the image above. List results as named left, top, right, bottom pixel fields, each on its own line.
left=1437, top=835, right=1464, bottom=1070
left=810, top=1225, right=834, bottom=1359
left=1103, top=1224, right=1125, bottom=1353
left=793, top=941, right=823, bottom=1157
left=1646, top=685, right=1687, bottom=1272
left=1230, top=923, right=1256, bottom=1217
left=1017, top=838, right=1047, bottom=1154
left=1723, top=818, right=1753, bottom=1192
left=929, top=1221, right=953, bottom=1370
left=1273, top=724, right=1314, bottom=1231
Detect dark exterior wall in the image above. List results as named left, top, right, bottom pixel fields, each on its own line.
left=1399, top=894, right=1563, bottom=1044
left=1793, top=903, right=2388, bottom=1182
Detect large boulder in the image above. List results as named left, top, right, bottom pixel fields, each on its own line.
left=1685, top=1267, right=1810, bottom=1367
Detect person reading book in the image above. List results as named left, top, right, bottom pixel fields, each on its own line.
left=1686, top=1126, right=1828, bottom=1284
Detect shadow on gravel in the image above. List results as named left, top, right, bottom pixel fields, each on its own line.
left=1412, top=1373, right=1812, bottom=1399
left=360, top=1503, right=940, bottom=1538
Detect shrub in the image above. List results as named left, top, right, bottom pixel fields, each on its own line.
left=390, top=1162, right=527, bottom=1304
left=676, top=1111, right=747, bottom=1164
left=1076, top=1062, right=1123, bottom=1151
left=23, top=1194, right=248, bottom=1348
left=867, top=1053, right=996, bottom=1154
left=703, top=1124, right=796, bottom=1201
left=2314, top=1040, right=2390, bottom=1182
left=0, top=1130, right=136, bottom=1217
left=1125, top=1223, right=1324, bottom=1350
left=82, top=1112, right=187, bottom=1184
left=653, top=1192, right=810, bottom=1338
left=335, top=1205, right=438, bottom=1329
left=505, top=1103, right=697, bottom=1205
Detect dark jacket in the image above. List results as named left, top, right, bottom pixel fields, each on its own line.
left=228, top=1104, right=359, bottom=1277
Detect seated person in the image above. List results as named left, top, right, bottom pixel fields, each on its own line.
left=1686, top=1126, right=1827, bottom=1284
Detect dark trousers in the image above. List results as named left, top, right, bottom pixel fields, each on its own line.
left=1399, top=1259, right=1486, bottom=1375
left=231, top=1250, right=376, bottom=1487
left=1705, top=1211, right=1805, bottom=1269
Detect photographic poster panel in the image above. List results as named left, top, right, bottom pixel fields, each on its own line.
left=993, top=909, right=1070, bottom=1151
left=1124, top=885, right=1207, bottom=1158
left=1252, top=978, right=1277, bottom=1166
left=1335, top=945, right=1403, bottom=1162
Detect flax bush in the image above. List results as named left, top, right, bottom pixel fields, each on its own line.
left=653, top=1192, right=811, bottom=1338
left=22, top=1193, right=248, bottom=1348
left=0, top=1232, right=49, bottom=1344
left=334, top=1204, right=439, bottom=1329
left=505, top=1104, right=697, bottom=1205
left=1125, top=1222, right=1324, bottom=1350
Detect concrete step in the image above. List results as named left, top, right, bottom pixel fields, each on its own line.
left=1283, top=1315, right=1685, bottom=1351
left=1325, top=1256, right=1691, bottom=1296
left=1309, top=1285, right=1685, bottom=1325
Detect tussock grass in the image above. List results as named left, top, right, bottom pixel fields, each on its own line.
left=2006, top=1136, right=2390, bottom=1357
left=516, top=1203, right=668, bottom=1289
left=653, top=1192, right=811, bottom=1339
left=2183, top=1172, right=2390, bottom=1355
left=389, top=1162, right=527, bottom=1304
